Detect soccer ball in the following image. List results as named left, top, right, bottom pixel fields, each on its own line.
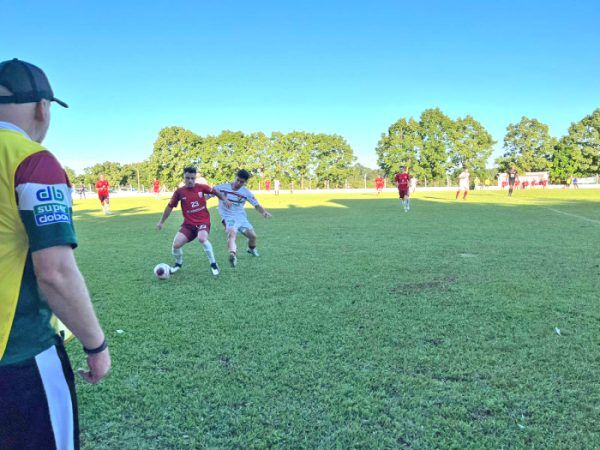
left=153, top=263, right=171, bottom=280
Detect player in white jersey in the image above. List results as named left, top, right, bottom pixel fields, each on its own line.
left=212, top=169, right=272, bottom=267
left=456, top=165, right=470, bottom=200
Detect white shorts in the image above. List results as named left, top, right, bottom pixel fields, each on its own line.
left=222, top=216, right=253, bottom=233
left=459, top=181, right=469, bottom=190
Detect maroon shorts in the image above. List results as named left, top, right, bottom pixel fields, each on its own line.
left=398, top=188, right=409, bottom=199
left=179, top=223, right=211, bottom=241
left=98, top=194, right=109, bottom=203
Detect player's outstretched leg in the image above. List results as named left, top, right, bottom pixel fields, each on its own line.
left=243, top=229, right=259, bottom=256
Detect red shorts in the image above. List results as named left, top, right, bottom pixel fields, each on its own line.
left=179, top=223, right=211, bottom=241
left=398, top=188, right=409, bottom=199
left=98, top=193, right=109, bottom=202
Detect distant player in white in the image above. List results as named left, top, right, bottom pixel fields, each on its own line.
left=456, top=165, right=470, bottom=200
left=274, top=179, right=280, bottom=195
left=212, top=169, right=272, bottom=267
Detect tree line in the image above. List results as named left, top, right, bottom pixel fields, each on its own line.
left=69, top=107, right=599, bottom=189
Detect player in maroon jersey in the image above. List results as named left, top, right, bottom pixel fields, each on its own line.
left=95, top=174, right=111, bottom=214
left=152, top=178, right=161, bottom=199
left=374, top=176, right=384, bottom=194
left=394, top=166, right=411, bottom=212
left=155, top=167, right=232, bottom=276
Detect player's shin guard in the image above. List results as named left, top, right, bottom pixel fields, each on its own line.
left=172, top=246, right=183, bottom=265
left=202, top=240, right=216, bottom=264
left=463, top=191, right=468, bottom=199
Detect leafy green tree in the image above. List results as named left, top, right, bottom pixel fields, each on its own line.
left=556, top=108, right=600, bottom=176
left=375, top=118, right=422, bottom=178
left=496, top=117, right=556, bottom=172
left=82, top=161, right=124, bottom=188
left=311, top=133, right=355, bottom=188
left=418, top=108, right=454, bottom=182
left=449, top=115, right=495, bottom=177
left=148, top=127, right=203, bottom=188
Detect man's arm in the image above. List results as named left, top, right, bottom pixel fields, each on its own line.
left=212, top=188, right=232, bottom=208
left=254, top=204, right=272, bottom=218
left=156, top=205, right=173, bottom=230
left=32, top=246, right=110, bottom=384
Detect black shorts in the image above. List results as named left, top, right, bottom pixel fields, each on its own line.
left=0, top=338, right=79, bottom=449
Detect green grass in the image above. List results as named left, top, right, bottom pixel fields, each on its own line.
left=69, top=189, right=600, bottom=449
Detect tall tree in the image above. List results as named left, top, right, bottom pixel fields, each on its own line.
left=148, top=127, right=203, bottom=188
left=375, top=118, right=422, bottom=178
left=418, top=108, right=453, bottom=182
left=311, top=133, right=355, bottom=187
left=449, top=115, right=495, bottom=177
left=496, top=117, right=556, bottom=172
left=557, top=108, right=600, bottom=176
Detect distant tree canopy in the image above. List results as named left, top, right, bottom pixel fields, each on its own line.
left=72, top=107, right=599, bottom=189
left=376, top=108, right=495, bottom=184
left=146, top=128, right=356, bottom=189
left=377, top=107, right=599, bottom=184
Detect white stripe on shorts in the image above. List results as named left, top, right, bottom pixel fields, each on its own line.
left=35, top=345, right=75, bottom=450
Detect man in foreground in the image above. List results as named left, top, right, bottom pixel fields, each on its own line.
left=156, top=167, right=231, bottom=275
left=0, top=58, right=110, bottom=449
left=212, top=169, right=272, bottom=267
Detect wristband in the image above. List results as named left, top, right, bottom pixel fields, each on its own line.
left=83, top=339, right=107, bottom=355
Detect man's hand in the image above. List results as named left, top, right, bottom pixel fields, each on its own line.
left=263, top=211, right=272, bottom=219
left=223, top=199, right=232, bottom=209
left=156, top=222, right=163, bottom=231
left=78, top=348, right=111, bottom=384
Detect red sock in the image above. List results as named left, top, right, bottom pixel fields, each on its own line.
left=463, top=191, right=468, bottom=199
left=455, top=191, right=460, bottom=199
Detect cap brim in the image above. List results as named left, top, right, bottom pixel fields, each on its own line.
left=52, top=97, right=68, bottom=108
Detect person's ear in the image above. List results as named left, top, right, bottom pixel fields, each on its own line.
left=34, top=100, right=50, bottom=122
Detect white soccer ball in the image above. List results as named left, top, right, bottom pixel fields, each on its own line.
left=153, top=263, right=171, bottom=280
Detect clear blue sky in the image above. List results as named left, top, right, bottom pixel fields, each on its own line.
left=4, top=0, right=599, bottom=173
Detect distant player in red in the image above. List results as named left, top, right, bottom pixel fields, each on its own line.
left=394, top=166, right=411, bottom=212
left=374, top=176, right=384, bottom=195
left=152, top=178, right=160, bottom=199
left=95, top=174, right=111, bottom=214
left=155, top=166, right=231, bottom=276
left=265, top=179, right=271, bottom=191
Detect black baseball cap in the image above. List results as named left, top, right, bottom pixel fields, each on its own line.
left=0, top=58, right=68, bottom=108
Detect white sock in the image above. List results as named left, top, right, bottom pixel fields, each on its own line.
left=202, top=240, right=216, bottom=264
left=172, top=247, right=183, bottom=265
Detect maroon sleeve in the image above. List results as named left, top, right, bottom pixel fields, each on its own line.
left=199, top=184, right=216, bottom=195
left=167, top=189, right=180, bottom=208
left=15, top=151, right=70, bottom=187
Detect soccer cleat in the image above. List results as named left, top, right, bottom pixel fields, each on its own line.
left=247, top=248, right=260, bottom=257
left=170, top=263, right=182, bottom=273
left=229, top=253, right=237, bottom=267
left=210, top=263, right=220, bottom=276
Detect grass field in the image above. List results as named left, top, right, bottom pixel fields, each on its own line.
left=69, top=189, right=600, bottom=449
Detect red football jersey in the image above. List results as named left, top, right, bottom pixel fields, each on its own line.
left=96, top=179, right=109, bottom=196
left=375, top=177, right=384, bottom=187
left=168, top=183, right=216, bottom=226
left=394, top=173, right=410, bottom=188
left=152, top=180, right=160, bottom=192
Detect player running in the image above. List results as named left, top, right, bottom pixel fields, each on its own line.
left=456, top=165, right=470, bottom=200
left=212, top=169, right=272, bottom=267
left=155, top=167, right=231, bottom=276
left=152, top=178, right=161, bottom=199
left=507, top=166, right=519, bottom=197
left=394, top=166, right=411, bottom=212
left=374, top=176, right=384, bottom=195
left=96, top=174, right=112, bottom=214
